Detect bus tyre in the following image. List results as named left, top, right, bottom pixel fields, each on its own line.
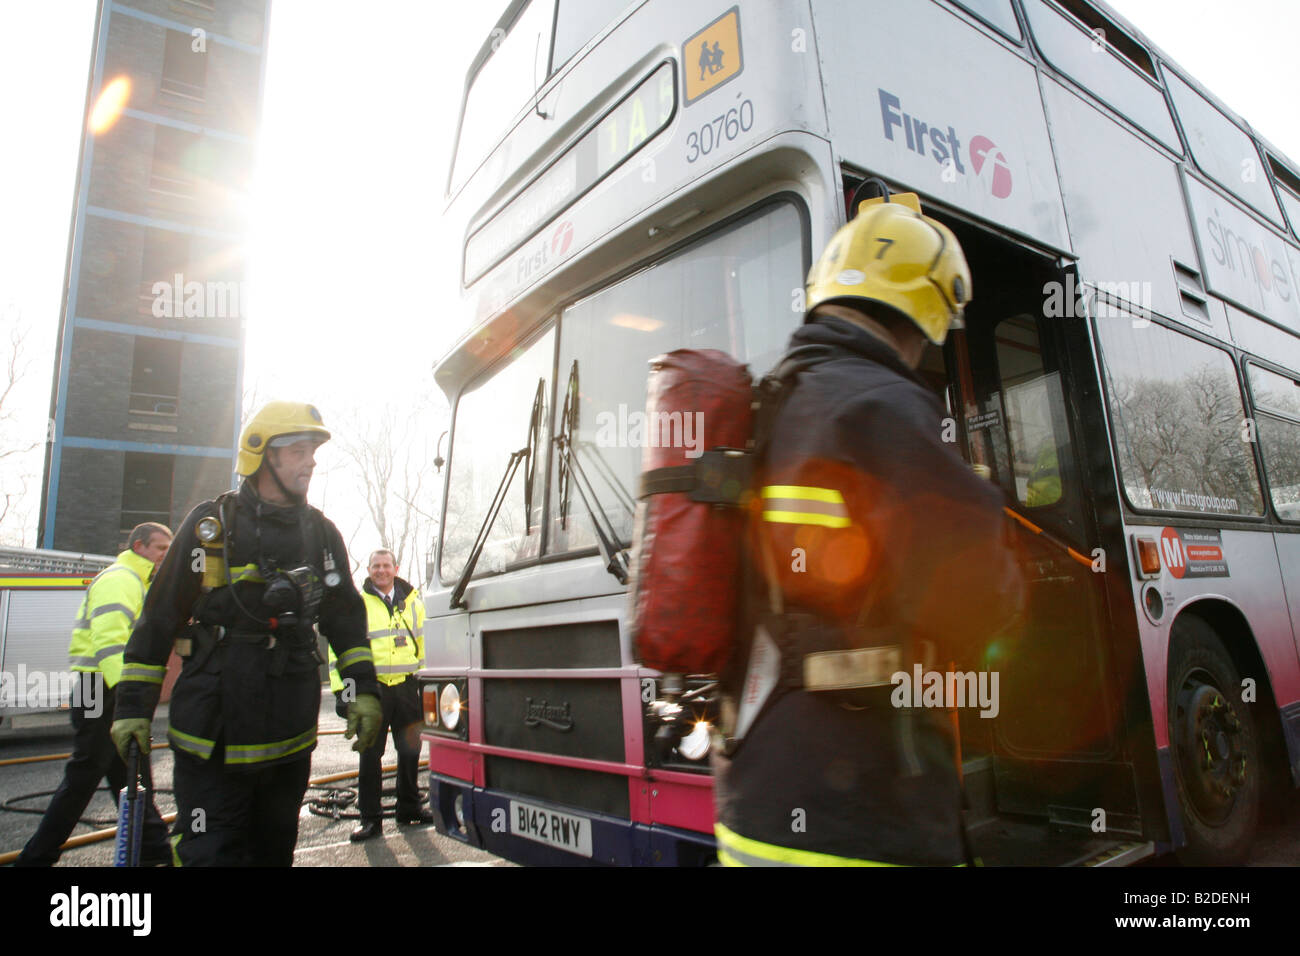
left=1167, top=616, right=1259, bottom=865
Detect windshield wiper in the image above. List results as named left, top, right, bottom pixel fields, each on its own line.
left=555, top=359, right=630, bottom=585
left=449, top=378, right=544, bottom=610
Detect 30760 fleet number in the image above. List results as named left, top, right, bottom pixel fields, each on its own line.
left=686, top=99, right=754, bottom=163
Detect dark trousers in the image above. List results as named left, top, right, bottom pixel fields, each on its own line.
left=171, top=743, right=312, bottom=866
left=17, top=674, right=170, bottom=866
left=357, top=676, right=424, bottom=821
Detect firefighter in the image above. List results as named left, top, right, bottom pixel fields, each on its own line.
left=16, top=523, right=174, bottom=866
left=713, top=192, right=1024, bottom=866
left=332, top=548, right=431, bottom=841
left=110, top=401, right=383, bottom=866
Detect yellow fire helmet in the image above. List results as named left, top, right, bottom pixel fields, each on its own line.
left=236, top=401, right=331, bottom=477
left=805, top=191, right=972, bottom=345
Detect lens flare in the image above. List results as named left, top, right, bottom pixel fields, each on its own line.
left=89, top=76, right=131, bottom=134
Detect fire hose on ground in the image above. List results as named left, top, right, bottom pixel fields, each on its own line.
left=0, top=735, right=431, bottom=864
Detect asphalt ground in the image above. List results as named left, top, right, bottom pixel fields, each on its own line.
left=2, top=691, right=1298, bottom=867
left=0, top=691, right=508, bottom=867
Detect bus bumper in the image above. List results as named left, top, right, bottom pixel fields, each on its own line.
left=427, top=774, right=716, bottom=866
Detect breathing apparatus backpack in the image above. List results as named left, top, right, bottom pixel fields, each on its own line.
left=628, top=348, right=807, bottom=676
left=191, top=492, right=340, bottom=639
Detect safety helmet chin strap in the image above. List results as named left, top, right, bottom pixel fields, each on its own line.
left=258, top=450, right=306, bottom=505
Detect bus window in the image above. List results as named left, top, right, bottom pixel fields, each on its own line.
left=452, top=0, right=557, bottom=192
left=1246, top=363, right=1300, bottom=522
left=1266, top=156, right=1300, bottom=240
left=1095, top=317, right=1263, bottom=517
left=551, top=0, right=631, bottom=74
left=1164, top=70, right=1284, bottom=228
left=548, top=201, right=805, bottom=555
left=1024, top=0, right=1179, bottom=151
left=949, top=0, right=1021, bottom=41
left=441, top=327, right=555, bottom=582
left=996, top=315, right=1071, bottom=508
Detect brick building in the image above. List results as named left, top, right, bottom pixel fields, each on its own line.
left=39, top=0, right=270, bottom=553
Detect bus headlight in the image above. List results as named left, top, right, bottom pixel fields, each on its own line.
left=439, top=682, right=462, bottom=731
left=679, top=720, right=712, bottom=761
left=423, top=680, right=467, bottom=735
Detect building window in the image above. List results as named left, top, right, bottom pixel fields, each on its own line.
left=121, top=453, right=175, bottom=533
left=150, top=125, right=202, bottom=198
left=161, top=28, right=207, bottom=101
left=129, top=337, right=182, bottom=416
left=140, top=228, right=191, bottom=305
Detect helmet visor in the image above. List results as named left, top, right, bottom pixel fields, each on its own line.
left=268, top=431, right=329, bottom=449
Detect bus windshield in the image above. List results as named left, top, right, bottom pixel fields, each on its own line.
left=441, top=201, right=805, bottom=581
left=549, top=201, right=804, bottom=554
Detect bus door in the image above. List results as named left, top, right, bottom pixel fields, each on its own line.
left=926, top=214, right=1153, bottom=854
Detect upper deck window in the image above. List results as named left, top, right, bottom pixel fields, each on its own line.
left=1267, top=155, right=1300, bottom=240
left=550, top=0, right=632, bottom=74
left=1047, top=0, right=1157, bottom=77
left=451, top=0, right=557, bottom=193
left=1024, top=0, right=1178, bottom=151
left=1164, top=70, right=1284, bottom=228
left=949, top=0, right=1021, bottom=42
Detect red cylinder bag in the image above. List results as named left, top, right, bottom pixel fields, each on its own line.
left=629, top=349, right=755, bottom=674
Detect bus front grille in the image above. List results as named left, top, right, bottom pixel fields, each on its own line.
left=482, top=621, right=620, bottom=669
left=485, top=755, right=631, bottom=818
left=482, top=677, right=624, bottom=762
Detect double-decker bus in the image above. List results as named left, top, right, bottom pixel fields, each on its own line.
left=419, top=0, right=1300, bottom=866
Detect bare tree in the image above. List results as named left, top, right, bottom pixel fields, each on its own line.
left=0, top=312, right=40, bottom=546
left=335, top=393, right=445, bottom=586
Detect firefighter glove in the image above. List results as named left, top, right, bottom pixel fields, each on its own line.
left=345, top=693, right=382, bottom=753
left=111, top=718, right=152, bottom=762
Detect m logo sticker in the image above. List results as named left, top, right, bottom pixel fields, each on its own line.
left=683, top=7, right=743, bottom=104
left=1160, top=526, right=1230, bottom=579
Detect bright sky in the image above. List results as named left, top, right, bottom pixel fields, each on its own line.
left=0, top=0, right=1298, bottom=554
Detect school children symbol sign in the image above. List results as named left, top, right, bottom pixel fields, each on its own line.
left=683, top=6, right=743, bottom=104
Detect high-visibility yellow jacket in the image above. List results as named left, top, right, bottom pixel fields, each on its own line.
left=69, top=548, right=154, bottom=688
left=330, top=576, right=424, bottom=691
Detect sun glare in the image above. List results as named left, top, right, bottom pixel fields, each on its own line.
left=88, top=75, right=129, bottom=134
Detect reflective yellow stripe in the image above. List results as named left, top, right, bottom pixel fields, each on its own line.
left=761, top=510, right=852, bottom=528
left=229, top=564, right=264, bottom=584
left=761, top=485, right=846, bottom=504
left=714, top=823, right=902, bottom=867
left=336, top=646, right=373, bottom=671
left=760, top=485, right=851, bottom=528
left=120, top=663, right=166, bottom=684
left=225, top=727, right=317, bottom=764
left=168, top=726, right=216, bottom=759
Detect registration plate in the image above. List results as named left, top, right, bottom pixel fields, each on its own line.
left=509, top=800, right=593, bottom=858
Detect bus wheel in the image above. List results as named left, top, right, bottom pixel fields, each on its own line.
left=1167, top=616, right=1259, bottom=865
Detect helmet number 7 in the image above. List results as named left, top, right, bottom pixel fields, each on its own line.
left=875, top=237, right=894, bottom=259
